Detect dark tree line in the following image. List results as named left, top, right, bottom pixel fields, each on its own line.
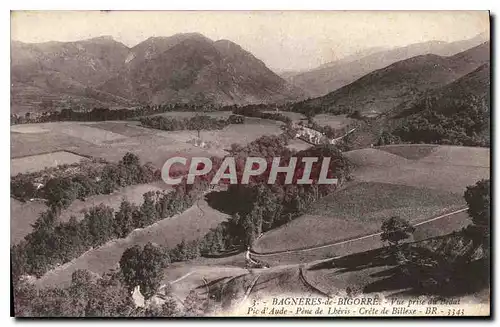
left=11, top=102, right=235, bottom=125
left=139, top=114, right=243, bottom=132
left=232, top=105, right=292, bottom=124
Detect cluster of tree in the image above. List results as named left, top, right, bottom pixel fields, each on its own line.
left=119, top=135, right=352, bottom=262
left=11, top=153, right=159, bottom=210
left=13, top=267, right=184, bottom=317
left=13, top=240, right=213, bottom=317
left=232, top=105, right=292, bottom=124
left=139, top=114, right=243, bottom=132
left=377, top=178, right=490, bottom=294
left=11, top=179, right=207, bottom=279
left=13, top=269, right=138, bottom=317
left=377, top=95, right=490, bottom=147
left=192, top=136, right=352, bottom=254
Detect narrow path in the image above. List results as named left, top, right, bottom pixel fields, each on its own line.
left=251, top=207, right=468, bottom=256
left=238, top=275, right=261, bottom=309
left=298, top=267, right=331, bottom=298
left=169, top=271, right=196, bottom=285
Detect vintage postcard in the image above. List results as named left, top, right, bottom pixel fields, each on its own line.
left=10, top=10, right=491, bottom=318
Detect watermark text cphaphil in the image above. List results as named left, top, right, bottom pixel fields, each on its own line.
left=161, top=156, right=339, bottom=185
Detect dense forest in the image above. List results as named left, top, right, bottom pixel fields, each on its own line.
left=378, top=94, right=490, bottom=147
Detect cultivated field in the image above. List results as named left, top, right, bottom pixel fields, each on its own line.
left=250, top=210, right=471, bottom=266
left=313, top=114, right=353, bottom=129
left=11, top=198, right=47, bottom=245
left=11, top=151, right=88, bottom=176
left=58, top=182, right=170, bottom=223
left=252, top=144, right=489, bottom=258
left=86, top=121, right=156, bottom=137
left=166, top=265, right=248, bottom=302
left=11, top=119, right=283, bottom=170
left=376, top=144, right=439, bottom=160
left=11, top=124, right=50, bottom=134
left=302, top=229, right=490, bottom=303
left=253, top=181, right=464, bottom=254
left=345, top=146, right=490, bottom=194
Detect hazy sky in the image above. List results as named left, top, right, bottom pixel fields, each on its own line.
left=11, top=11, right=490, bottom=72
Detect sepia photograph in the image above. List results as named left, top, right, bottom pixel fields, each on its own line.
left=9, top=10, right=491, bottom=318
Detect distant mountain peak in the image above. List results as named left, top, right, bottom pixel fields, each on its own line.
left=11, top=32, right=304, bottom=112
left=284, top=33, right=491, bottom=97
left=84, top=35, right=116, bottom=42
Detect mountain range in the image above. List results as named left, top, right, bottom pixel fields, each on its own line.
left=293, top=41, right=490, bottom=117
left=283, top=33, right=489, bottom=98
left=11, top=33, right=304, bottom=113
left=11, top=32, right=489, bottom=116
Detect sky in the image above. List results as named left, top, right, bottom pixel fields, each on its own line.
left=11, top=11, right=490, bottom=72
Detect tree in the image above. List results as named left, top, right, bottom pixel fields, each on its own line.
left=69, top=269, right=96, bottom=316
left=119, top=243, right=169, bottom=299
left=464, top=179, right=490, bottom=229
left=82, top=204, right=116, bottom=246
left=44, top=177, right=77, bottom=210
left=119, top=245, right=142, bottom=292
left=137, top=192, right=158, bottom=228
left=114, top=199, right=138, bottom=238
left=464, top=179, right=491, bottom=260
left=381, top=216, right=415, bottom=246
left=120, top=152, right=141, bottom=167
left=139, top=243, right=169, bottom=298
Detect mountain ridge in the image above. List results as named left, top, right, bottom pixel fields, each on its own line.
left=284, top=33, right=489, bottom=97
left=292, top=41, right=490, bottom=117
left=11, top=33, right=304, bottom=113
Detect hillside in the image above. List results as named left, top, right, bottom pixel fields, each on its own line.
left=11, top=33, right=304, bottom=113
left=284, top=33, right=488, bottom=97
left=11, top=36, right=136, bottom=113
left=378, top=63, right=490, bottom=147
left=394, top=63, right=490, bottom=118
left=292, top=41, right=490, bottom=117
left=99, top=33, right=303, bottom=106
